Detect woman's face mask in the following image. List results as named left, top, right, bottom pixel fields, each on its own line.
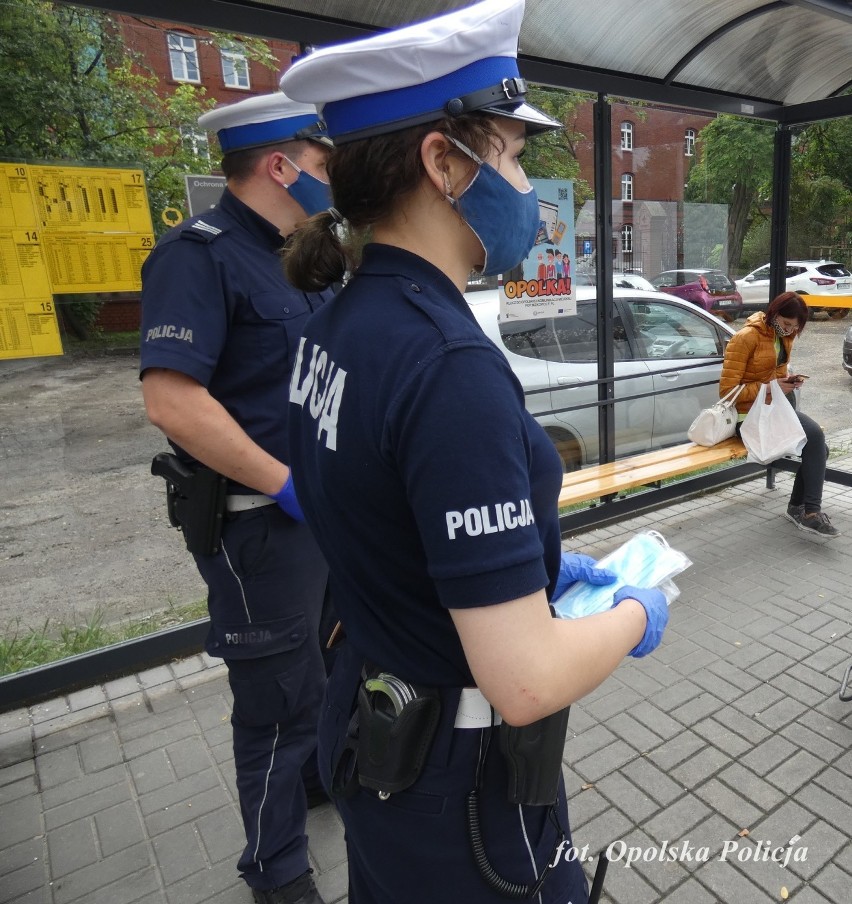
left=283, top=156, right=332, bottom=216
left=444, top=136, right=540, bottom=277
left=771, top=315, right=797, bottom=337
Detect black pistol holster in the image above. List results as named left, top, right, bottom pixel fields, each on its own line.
left=356, top=671, right=441, bottom=797
left=498, top=705, right=571, bottom=807
left=151, top=452, right=227, bottom=556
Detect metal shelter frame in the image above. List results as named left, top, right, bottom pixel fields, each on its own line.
left=5, top=0, right=852, bottom=708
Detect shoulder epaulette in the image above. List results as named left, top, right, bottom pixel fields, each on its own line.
left=179, top=215, right=231, bottom=243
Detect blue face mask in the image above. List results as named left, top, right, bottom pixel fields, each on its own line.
left=283, top=156, right=332, bottom=216
left=446, top=137, right=540, bottom=277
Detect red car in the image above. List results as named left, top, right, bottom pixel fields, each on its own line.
left=650, top=269, right=743, bottom=322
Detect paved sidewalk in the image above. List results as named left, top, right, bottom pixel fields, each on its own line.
left=3, top=437, right=852, bottom=904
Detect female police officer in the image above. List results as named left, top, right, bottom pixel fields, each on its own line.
left=280, top=2, right=669, bottom=901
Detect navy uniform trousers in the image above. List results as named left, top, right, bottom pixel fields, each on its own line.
left=318, top=643, right=590, bottom=904
left=194, top=505, right=331, bottom=891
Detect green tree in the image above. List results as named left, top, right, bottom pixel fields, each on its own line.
left=0, top=0, right=278, bottom=337
left=684, top=115, right=775, bottom=274
left=0, top=1, right=279, bottom=229
left=524, top=85, right=592, bottom=212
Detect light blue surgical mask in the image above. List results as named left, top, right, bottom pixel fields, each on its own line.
left=445, top=136, right=540, bottom=277
left=283, top=156, right=332, bottom=216
left=553, top=530, right=691, bottom=619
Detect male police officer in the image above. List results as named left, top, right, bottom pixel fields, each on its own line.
left=140, top=92, right=333, bottom=904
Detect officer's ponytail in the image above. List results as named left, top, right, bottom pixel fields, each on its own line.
left=284, top=209, right=349, bottom=291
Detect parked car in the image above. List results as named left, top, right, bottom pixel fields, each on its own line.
left=843, top=324, right=852, bottom=376
left=466, top=287, right=735, bottom=470
left=649, top=269, right=743, bottom=321
left=736, top=260, right=852, bottom=319
left=572, top=272, right=657, bottom=291
left=613, top=272, right=656, bottom=292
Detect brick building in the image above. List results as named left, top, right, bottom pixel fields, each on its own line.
left=573, top=101, right=715, bottom=275
left=116, top=16, right=298, bottom=110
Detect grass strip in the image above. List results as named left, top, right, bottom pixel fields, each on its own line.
left=0, top=599, right=208, bottom=676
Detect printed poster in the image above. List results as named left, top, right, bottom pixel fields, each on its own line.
left=500, top=178, right=576, bottom=320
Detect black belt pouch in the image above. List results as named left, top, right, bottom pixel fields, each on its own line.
left=356, top=681, right=441, bottom=796
left=498, top=705, right=571, bottom=806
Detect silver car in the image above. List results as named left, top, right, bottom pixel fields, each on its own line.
left=467, top=287, right=735, bottom=469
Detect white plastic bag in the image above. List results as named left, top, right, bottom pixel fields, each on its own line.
left=552, top=531, right=692, bottom=620
left=687, top=384, right=744, bottom=446
left=739, top=379, right=807, bottom=464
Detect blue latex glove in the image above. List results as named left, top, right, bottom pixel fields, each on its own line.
left=553, top=552, right=618, bottom=600
left=272, top=473, right=305, bottom=523
left=612, top=584, right=669, bottom=658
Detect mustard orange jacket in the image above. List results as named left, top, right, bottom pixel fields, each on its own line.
left=719, top=312, right=795, bottom=413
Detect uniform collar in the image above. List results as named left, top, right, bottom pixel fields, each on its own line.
left=218, top=187, right=286, bottom=251
left=356, top=244, right=467, bottom=305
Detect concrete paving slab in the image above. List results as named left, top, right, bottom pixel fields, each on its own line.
left=4, top=446, right=852, bottom=903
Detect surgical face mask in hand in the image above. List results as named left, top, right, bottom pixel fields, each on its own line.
left=553, top=530, right=692, bottom=620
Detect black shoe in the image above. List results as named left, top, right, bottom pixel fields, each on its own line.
left=784, top=503, right=805, bottom=524
left=787, top=508, right=840, bottom=538
left=252, top=871, right=325, bottom=904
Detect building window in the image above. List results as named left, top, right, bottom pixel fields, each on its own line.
left=621, top=224, right=633, bottom=253
left=621, top=173, right=633, bottom=202
left=684, top=128, right=696, bottom=157
left=621, top=121, right=633, bottom=151
left=221, top=41, right=250, bottom=89
left=168, top=32, right=200, bottom=83
left=181, top=127, right=210, bottom=161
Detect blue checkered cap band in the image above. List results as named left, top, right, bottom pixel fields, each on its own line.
left=198, top=92, right=329, bottom=152
left=279, top=0, right=559, bottom=142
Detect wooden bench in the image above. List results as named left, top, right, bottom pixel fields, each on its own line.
left=558, top=437, right=747, bottom=508
left=557, top=437, right=852, bottom=534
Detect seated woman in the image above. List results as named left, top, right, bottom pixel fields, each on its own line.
left=720, top=291, right=839, bottom=537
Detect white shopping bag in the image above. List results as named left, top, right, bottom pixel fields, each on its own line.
left=739, top=379, right=807, bottom=464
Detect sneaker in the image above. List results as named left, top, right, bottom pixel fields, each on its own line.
left=788, top=508, right=840, bottom=538
left=784, top=504, right=805, bottom=524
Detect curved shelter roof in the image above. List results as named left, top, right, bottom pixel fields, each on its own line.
left=77, top=0, right=852, bottom=123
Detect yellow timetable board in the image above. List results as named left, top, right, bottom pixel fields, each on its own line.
left=0, top=229, right=52, bottom=300
left=43, top=232, right=153, bottom=293
left=27, top=164, right=153, bottom=233
left=0, top=161, right=155, bottom=359
left=0, top=164, right=39, bottom=228
left=0, top=298, right=63, bottom=359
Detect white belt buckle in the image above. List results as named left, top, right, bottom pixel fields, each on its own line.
left=454, top=687, right=502, bottom=729
left=225, top=494, right=276, bottom=513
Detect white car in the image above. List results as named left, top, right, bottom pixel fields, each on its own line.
left=573, top=272, right=657, bottom=292
left=613, top=272, right=657, bottom=292
left=736, top=260, right=852, bottom=319
left=467, top=287, right=735, bottom=470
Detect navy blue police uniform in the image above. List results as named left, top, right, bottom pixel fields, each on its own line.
left=288, top=244, right=589, bottom=903
left=140, top=187, right=334, bottom=891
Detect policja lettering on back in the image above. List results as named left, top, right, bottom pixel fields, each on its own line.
left=289, top=337, right=347, bottom=451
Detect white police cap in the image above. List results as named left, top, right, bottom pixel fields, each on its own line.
left=197, top=91, right=331, bottom=153
left=278, top=0, right=560, bottom=144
